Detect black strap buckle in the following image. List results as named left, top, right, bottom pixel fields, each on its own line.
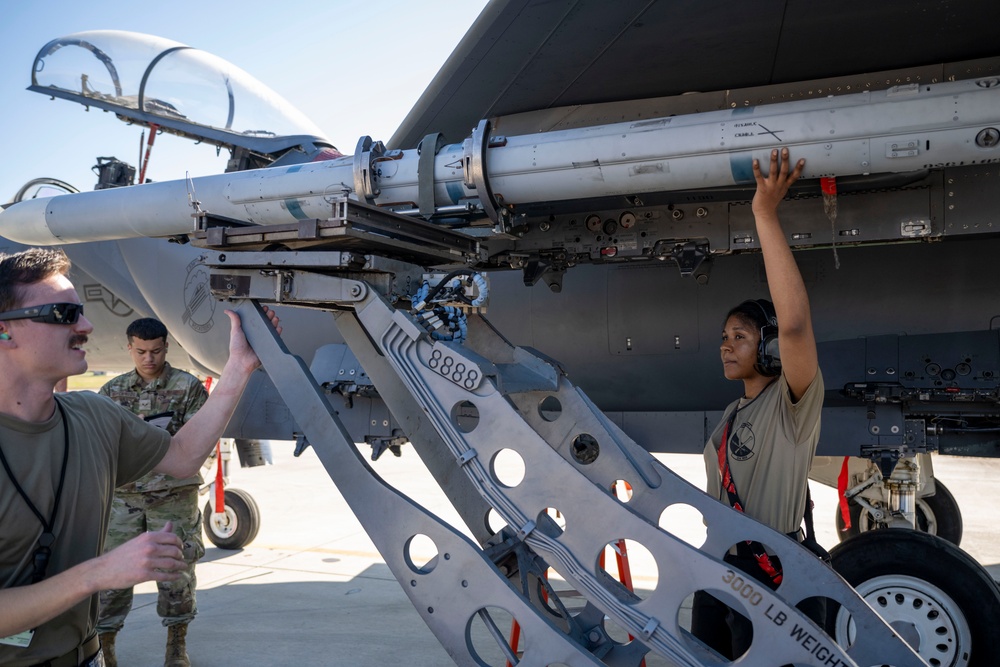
left=32, top=532, right=54, bottom=583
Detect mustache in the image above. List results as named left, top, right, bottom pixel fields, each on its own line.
left=70, top=334, right=89, bottom=347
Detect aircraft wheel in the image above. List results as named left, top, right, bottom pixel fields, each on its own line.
left=835, top=480, right=963, bottom=546
left=203, top=487, right=261, bottom=550
left=830, top=530, right=1000, bottom=667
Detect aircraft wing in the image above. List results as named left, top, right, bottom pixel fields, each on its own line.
left=390, top=0, right=1000, bottom=148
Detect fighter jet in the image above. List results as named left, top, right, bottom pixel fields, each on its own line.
left=4, top=2, right=1000, bottom=664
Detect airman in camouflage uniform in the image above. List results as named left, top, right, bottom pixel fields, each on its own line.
left=96, top=318, right=209, bottom=667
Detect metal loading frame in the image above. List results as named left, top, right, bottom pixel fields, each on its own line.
left=221, top=260, right=927, bottom=667
left=191, top=196, right=482, bottom=267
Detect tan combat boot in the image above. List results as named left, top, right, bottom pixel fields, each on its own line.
left=98, top=632, right=117, bottom=667
left=164, top=623, right=191, bottom=667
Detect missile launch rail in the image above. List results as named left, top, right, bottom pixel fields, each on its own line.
left=201, top=202, right=927, bottom=666
left=190, top=195, right=484, bottom=268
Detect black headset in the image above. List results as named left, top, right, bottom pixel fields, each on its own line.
left=743, top=299, right=781, bottom=377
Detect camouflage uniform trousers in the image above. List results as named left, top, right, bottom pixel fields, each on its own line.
left=96, top=485, right=205, bottom=631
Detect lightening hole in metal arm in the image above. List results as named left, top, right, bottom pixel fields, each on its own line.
left=491, top=448, right=526, bottom=488
left=404, top=533, right=439, bottom=575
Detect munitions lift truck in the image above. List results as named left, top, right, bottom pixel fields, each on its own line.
left=194, top=198, right=928, bottom=667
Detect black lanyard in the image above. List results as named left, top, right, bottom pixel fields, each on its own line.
left=0, top=396, right=70, bottom=583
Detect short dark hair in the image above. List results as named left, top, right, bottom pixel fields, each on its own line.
left=725, top=298, right=776, bottom=333
left=126, top=318, right=168, bottom=343
left=0, top=248, right=72, bottom=313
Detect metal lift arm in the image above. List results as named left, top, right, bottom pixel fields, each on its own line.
left=219, top=247, right=925, bottom=666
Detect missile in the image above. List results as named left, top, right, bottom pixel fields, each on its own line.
left=3, top=77, right=999, bottom=246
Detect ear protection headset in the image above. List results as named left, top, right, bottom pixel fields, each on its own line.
left=743, top=299, right=781, bottom=377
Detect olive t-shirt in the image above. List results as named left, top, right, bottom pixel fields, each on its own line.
left=0, top=391, right=171, bottom=666
left=704, top=370, right=824, bottom=535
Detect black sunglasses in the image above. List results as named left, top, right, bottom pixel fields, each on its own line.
left=0, top=302, right=84, bottom=325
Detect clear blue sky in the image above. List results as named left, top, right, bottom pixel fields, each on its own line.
left=0, top=0, right=489, bottom=199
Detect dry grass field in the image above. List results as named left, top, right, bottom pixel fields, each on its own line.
left=65, top=371, right=123, bottom=392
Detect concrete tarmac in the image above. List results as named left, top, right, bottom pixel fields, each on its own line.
left=110, top=445, right=1000, bottom=666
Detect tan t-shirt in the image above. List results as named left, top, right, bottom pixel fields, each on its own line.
left=704, top=370, right=824, bottom=534
left=0, top=392, right=171, bottom=666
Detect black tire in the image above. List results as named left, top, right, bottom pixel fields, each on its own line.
left=830, top=530, right=1000, bottom=667
left=203, top=487, right=261, bottom=550
left=835, top=480, right=963, bottom=546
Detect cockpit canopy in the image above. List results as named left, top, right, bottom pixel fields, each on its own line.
left=30, top=30, right=333, bottom=156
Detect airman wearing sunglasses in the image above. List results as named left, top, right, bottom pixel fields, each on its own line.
left=0, top=248, right=280, bottom=667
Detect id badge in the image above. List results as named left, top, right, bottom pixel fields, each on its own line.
left=0, top=629, right=33, bottom=648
